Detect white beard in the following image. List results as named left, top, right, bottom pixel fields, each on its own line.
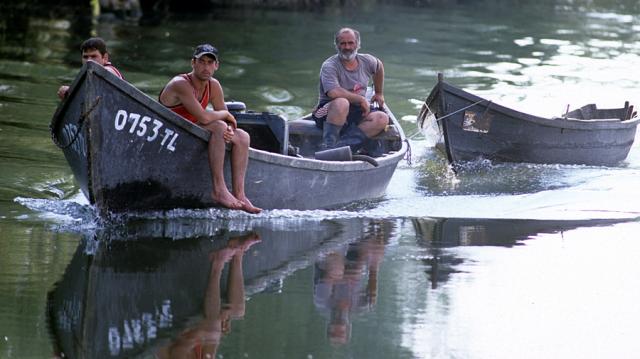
left=338, top=48, right=358, bottom=61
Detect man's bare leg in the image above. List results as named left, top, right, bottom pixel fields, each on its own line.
left=326, top=98, right=349, bottom=127
left=207, top=122, right=243, bottom=210
left=359, top=111, right=388, bottom=137
left=229, top=129, right=262, bottom=214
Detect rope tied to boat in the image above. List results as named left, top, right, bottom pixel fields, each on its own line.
left=51, top=96, right=101, bottom=149
left=436, top=98, right=490, bottom=122
left=404, top=138, right=412, bottom=166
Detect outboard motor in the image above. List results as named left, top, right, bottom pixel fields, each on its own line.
left=226, top=101, right=247, bottom=113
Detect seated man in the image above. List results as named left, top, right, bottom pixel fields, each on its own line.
left=159, top=44, right=261, bottom=214
left=57, top=37, right=124, bottom=100
left=312, top=27, right=389, bottom=155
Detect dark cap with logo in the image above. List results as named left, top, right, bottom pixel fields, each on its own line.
left=193, top=44, right=218, bottom=60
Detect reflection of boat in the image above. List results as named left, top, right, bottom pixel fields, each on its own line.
left=49, top=62, right=407, bottom=215
left=46, top=218, right=364, bottom=358
left=416, top=217, right=630, bottom=247
left=418, top=74, right=639, bottom=166
left=413, top=217, right=628, bottom=288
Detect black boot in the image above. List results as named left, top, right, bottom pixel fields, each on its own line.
left=320, top=122, right=342, bottom=150
left=363, top=138, right=384, bottom=157
left=335, top=126, right=368, bottom=153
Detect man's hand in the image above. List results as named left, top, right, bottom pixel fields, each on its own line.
left=224, top=111, right=237, bottom=129
left=223, top=124, right=234, bottom=143
left=359, top=97, right=371, bottom=117
left=371, top=93, right=385, bottom=109
left=222, top=111, right=237, bottom=143
left=57, top=85, right=70, bottom=100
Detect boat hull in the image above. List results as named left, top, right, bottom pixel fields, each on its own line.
left=51, top=62, right=407, bottom=214
left=419, top=77, right=639, bottom=166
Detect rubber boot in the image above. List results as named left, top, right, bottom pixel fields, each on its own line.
left=335, top=125, right=368, bottom=153
left=363, top=138, right=384, bottom=157
left=320, top=122, right=342, bottom=150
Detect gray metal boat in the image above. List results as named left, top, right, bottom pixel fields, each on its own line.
left=50, top=62, right=407, bottom=215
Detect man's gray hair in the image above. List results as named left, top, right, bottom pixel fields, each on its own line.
left=334, top=27, right=361, bottom=49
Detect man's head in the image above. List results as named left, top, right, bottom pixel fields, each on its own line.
left=334, top=28, right=360, bottom=61
left=191, top=43, right=220, bottom=80
left=80, top=37, right=110, bottom=65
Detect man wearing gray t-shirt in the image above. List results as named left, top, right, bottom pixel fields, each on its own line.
left=312, top=27, right=389, bottom=154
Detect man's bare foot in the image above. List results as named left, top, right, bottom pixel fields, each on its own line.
left=236, top=195, right=262, bottom=214
left=228, top=232, right=261, bottom=253
left=212, top=190, right=243, bottom=210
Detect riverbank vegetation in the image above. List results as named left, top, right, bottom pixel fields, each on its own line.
left=2, top=0, right=639, bottom=19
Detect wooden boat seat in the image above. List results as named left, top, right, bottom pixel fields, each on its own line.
left=562, top=103, right=631, bottom=121
left=288, top=117, right=322, bottom=137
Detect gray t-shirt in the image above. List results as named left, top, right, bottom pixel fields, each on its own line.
left=317, top=53, right=379, bottom=105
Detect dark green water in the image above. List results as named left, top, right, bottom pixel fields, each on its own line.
left=2, top=3, right=640, bottom=358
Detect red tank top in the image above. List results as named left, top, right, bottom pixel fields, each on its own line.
left=104, top=62, right=124, bottom=79
left=160, top=74, right=210, bottom=124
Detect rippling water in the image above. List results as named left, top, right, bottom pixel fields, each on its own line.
left=1, top=2, right=640, bottom=358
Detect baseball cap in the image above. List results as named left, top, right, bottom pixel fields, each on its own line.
left=193, top=44, right=218, bottom=60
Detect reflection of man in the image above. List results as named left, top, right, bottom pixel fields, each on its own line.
left=156, top=232, right=260, bottom=358
left=313, top=226, right=385, bottom=345
left=57, top=37, right=124, bottom=100
left=312, top=27, right=389, bottom=154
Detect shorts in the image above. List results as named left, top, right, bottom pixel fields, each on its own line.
left=312, top=102, right=366, bottom=130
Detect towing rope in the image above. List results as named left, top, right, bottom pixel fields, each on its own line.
left=51, top=96, right=101, bottom=149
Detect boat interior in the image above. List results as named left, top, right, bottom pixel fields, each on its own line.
left=227, top=102, right=404, bottom=159
left=562, top=102, right=637, bottom=121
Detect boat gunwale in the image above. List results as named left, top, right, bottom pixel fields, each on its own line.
left=433, top=79, right=640, bottom=131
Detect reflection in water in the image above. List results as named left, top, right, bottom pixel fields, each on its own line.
left=156, top=232, right=260, bottom=359
left=403, top=218, right=640, bottom=359
left=313, top=221, right=389, bottom=345
left=412, top=217, right=628, bottom=289
left=46, top=218, right=363, bottom=358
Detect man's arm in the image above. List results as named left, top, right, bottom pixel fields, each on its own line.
left=327, top=87, right=370, bottom=115
left=208, top=78, right=237, bottom=129
left=321, top=58, right=377, bottom=115
left=169, top=79, right=235, bottom=128
left=326, top=87, right=368, bottom=106
left=370, top=59, right=385, bottom=109
left=323, top=58, right=370, bottom=115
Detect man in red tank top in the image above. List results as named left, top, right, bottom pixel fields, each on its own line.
left=159, top=44, right=261, bottom=214
left=57, top=37, right=124, bottom=100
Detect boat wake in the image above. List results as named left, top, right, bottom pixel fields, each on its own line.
left=15, top=156, right=640, bottom=233
left=379, top=166, right=640, bottom=221
left=14, top=194, right=100, bottom=232
left=14, top=193, right=397, bottom=235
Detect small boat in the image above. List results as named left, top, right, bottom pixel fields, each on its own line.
left=418, top=74, right=639, bottom=167
left=50, top=62, right=407, bottom=215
